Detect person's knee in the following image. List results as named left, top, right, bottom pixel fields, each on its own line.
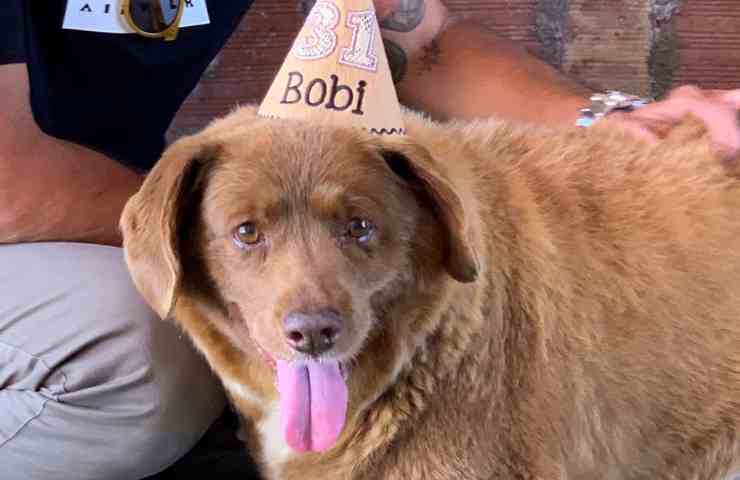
left=128, top=306, right=227, bottom=477
left=0, top=243, right=226, bottom=479
left=113, top=359, right=226, bottom=478
left=78, top=246, right=228, bottom=476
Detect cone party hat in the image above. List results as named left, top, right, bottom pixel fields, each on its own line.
left=258, top=0, right=404, bottom=135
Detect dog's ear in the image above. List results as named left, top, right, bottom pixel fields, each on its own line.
left=374, top=140, right=479, bottom=283
left=121, top=136, right=220, bottom=319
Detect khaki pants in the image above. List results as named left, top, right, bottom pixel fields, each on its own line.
left=0, top=242, right=226, bottom=480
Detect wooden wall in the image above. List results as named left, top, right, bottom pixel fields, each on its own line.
left=168, top=0, right=740, bottom=138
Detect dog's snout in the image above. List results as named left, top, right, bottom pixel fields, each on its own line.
left=283, top=309, right=342, bottom=356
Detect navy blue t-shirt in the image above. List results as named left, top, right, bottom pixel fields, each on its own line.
left=1, top=1, right=253, bottom=171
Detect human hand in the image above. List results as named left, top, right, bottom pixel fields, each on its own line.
left=605, top=85, right=740, bottom=158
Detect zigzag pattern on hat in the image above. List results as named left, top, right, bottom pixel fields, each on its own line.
left=369, top=128, right=406, bottom=135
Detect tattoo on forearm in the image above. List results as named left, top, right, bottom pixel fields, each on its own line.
left=383, top=39, right=408, bottom=83
left=379, top=0, right=426, bottom=32
left=418, top=39, right=441, bottom=73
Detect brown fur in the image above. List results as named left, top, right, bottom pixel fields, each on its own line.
left=121, top=106, right=740, bottom=480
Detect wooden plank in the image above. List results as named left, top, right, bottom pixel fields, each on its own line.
left=561, top=0, right=654, bottom=96
left=674, top=0, right=740, bottom=90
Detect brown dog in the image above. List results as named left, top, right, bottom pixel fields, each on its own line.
left=121, top=106, right=740, bottom=480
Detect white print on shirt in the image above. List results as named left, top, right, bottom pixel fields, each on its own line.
left=62, top=0, right=210, bottom=34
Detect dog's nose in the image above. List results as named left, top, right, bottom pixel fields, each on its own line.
left=283, top=309, right=342, bottom=356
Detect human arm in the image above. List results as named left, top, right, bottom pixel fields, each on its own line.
left=0, top=64, right=143, bottom=246
left=375, top=0, right=591, bottom=124
left=375, top=0, right=740, bottom=151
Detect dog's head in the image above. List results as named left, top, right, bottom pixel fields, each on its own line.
left=121, top=107, right=478, bottom=453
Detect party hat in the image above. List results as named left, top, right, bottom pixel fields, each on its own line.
left=258, top=0, right=404, bottom=135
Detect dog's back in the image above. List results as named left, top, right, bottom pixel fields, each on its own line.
left=379, top=114, right=740, bottom=480
left=121, top=107, right=740, bottom=480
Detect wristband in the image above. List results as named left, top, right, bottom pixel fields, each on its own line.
left=576, top=91, right=651, bottom=127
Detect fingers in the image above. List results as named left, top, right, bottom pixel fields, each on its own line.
left=644, top=96, right=739, bottom=153
left=605, top=111, right=660, bottom=144
left=604, top=85, right=740, bottom=157
left=719, top=89, right=740, bottom=108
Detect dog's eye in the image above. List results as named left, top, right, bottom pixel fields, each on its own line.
left=233, top=222, right=262, bottom=248
left=347, top=218, right=373, bottom=242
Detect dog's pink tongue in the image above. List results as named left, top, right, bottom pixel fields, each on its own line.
left=277, top=360, right=348, bottom=453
